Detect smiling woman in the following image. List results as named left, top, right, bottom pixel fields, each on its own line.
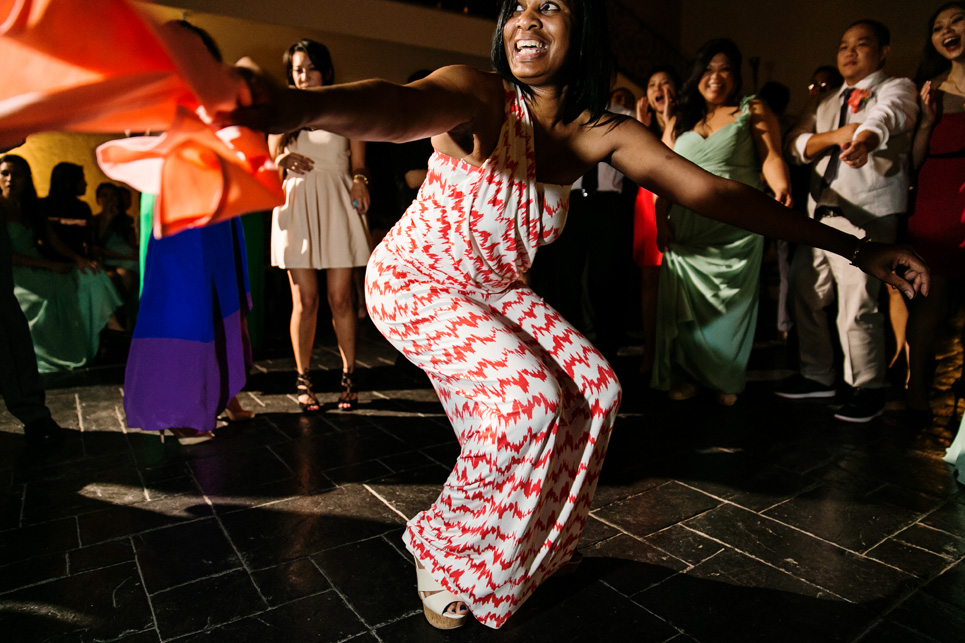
left=226, top=0, right=929, bottom=630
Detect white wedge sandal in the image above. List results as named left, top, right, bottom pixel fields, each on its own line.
left=415, top=559, right=469, bottom=629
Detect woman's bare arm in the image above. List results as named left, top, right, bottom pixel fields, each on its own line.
left=602, top=117, right=929, bottom=298
left=748, top=100, right=791, bottom=206
left=230, top=64, right=498, bottom=145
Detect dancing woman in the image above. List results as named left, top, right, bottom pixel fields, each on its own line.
left=229, top=0, right=927, bottom=630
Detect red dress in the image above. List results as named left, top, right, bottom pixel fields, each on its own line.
left=908, top=106, right=965, bottom=279
left=632, top=187, right=663, bottom=267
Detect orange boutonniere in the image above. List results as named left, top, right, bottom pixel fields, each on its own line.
left=848, top=89, right=872, bottom=113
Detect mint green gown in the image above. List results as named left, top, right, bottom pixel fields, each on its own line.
left=653, top=98, right=764, bottom=395
left=8, top=222, right=123, bottom=373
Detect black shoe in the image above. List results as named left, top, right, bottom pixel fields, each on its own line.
left=775, top=375, right=836, bottom=400
left=834, top=388, right=886, bottom=423
left=23, top=416, right=66, bottom=448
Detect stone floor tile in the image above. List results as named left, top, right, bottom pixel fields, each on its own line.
left=0, top=485, right=23, bottom=530
left=576, top=515, right=622, bottom=550
left=0, top=551, right=66, bottom=593
left=0, top=516, right=78, bottom=566
left=866, top=537, right=955, bottom=579
left=633, top=548, right=873, bottom=643
left=362, top=464, right=452, bottom=520
left=218, top=486, right=406, bottom=568
left=0, top=561, right=152, bottom=642
left=922, top=556, right=965, bottom=608
left=77, top=493, right=212, bottom=546
left=250, top=557, right=332, bottom=607
left=151, top=569, right=267, bottom=640
left=21, top=468, right=147, bottom=525
left=188, top=447, right=296, bottom=497
left=643, top=524, right=726, bottom=566
left=69, top=538, right=136, bottom=575
left=920, top=497, right=965, bottom=534
left=887, top=588, right=965, bottom=642
left=892, top=522, right=965, bottom=561
left=312, top=535, right=415, bottom=627
left=580, top=533, right=688, bottom=597
left=176, top=590, right=368, bottom=643
left=591, top=481, right=721, bottom=537
left=762, top=483, right=922, bottom=552
left=854, top=620, right=944, bottom=642
left=685, top=504, right=916, bottom=603
left=133, top=518, right=243, bottom=594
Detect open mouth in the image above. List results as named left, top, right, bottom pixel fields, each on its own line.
left=943, top=35, right=962, bottom=49
left=515, top=40, right=547, bottom=52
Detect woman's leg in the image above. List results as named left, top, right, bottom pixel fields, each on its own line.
left=906, top=275, right=949, bottom=411
left=368, top=272, right=619, bottom=628
left=288, top=269, right=319, bottom=407
left=326, top=267, right=357, bottom=373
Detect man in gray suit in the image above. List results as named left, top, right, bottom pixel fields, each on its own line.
left=776, top=19, right=918, bottom=423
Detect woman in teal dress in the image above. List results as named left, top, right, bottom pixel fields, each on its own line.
left=0, top=154, right=122, bottom=372
left=653, top=39, right=791, bottom=405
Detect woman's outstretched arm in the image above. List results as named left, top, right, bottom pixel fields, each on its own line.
left=603, top=117, right=929, bottom=299
left=228, top=63, right=497, bottom=144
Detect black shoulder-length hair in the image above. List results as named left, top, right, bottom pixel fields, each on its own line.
left=284, top=39, right=335, bottom=88
left=278, top=39, right=336, bottom=150
left=0, top=154, right=47, bottom=247
left=914, top=2, right=965, bottom=86
left=675, top=38, right=743, bottom=136
left=643, top=64, right=682, bottom=136
left=47, top=162, right=84, bottom=203
left=491, top=0, right=614, bottom=125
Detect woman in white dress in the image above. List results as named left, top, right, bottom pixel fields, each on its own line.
left=270, top=39, right=371, bottom=411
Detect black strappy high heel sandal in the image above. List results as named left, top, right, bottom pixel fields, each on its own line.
left=296, top=372, right=322, bottom=413
left=338, top=370, right=358, bottom=411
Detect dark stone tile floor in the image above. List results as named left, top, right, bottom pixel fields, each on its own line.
left=1, top=322, right=963, bottom=642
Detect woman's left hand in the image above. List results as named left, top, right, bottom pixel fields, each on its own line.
left=774, top=189, right=792, bottom=209
left=350, top=178, right=370, bottom=215
left=853, top=242, right=930, bottom=300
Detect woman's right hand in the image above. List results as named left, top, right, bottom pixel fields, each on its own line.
left=278, top=152, right=314, bottom=175
left=636, top=97, right=652, bottom=126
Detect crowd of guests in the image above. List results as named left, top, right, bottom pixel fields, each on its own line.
left=3, top=7, right=964, bottom=438
left=556, top=7, right=965, bottom=427
left=0, top=0, right=955, bottom=633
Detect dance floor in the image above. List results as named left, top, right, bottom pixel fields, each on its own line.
left=1, top=321, right=963, bottom=642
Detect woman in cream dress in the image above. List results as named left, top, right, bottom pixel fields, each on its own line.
left=270, top=39, right=371, bottom=411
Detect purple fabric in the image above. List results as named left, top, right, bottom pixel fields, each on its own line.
left=123, top=309, right=250, bottom=432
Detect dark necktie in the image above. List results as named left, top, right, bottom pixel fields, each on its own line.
left=821, top=87, right=854, bottom=186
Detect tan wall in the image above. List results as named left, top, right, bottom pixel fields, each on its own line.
left=680, top=0, right=934, bottom=116
left=5, top=133, right=139, bottom=213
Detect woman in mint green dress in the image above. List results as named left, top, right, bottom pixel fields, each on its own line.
left=653, top=40, right=792, bottom=405
left=1, top=154, right=122, bottom=373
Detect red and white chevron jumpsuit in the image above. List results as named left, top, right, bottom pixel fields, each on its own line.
left=365, top=82, right=621, bottom=629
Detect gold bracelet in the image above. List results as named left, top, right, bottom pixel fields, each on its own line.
left=352, top=173, right=370, bottom=186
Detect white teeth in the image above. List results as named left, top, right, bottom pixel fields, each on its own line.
left=517, top=40, right=547, bottom=50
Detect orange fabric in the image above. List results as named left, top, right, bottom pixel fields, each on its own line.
left=1, top=0, right=281, bottom=235
left=97, top=107, right=282, bottom=238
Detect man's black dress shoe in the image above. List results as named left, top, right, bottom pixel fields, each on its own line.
left=23, top=417, right=66, bottom=448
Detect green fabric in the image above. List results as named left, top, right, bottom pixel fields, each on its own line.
left=9, top=222, right=122, bottom=373
left=138, top=193, right=154, bottom=296
left=653, top=97, right=765, bottom=394
left=945, top=415, right=965, bottom=485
